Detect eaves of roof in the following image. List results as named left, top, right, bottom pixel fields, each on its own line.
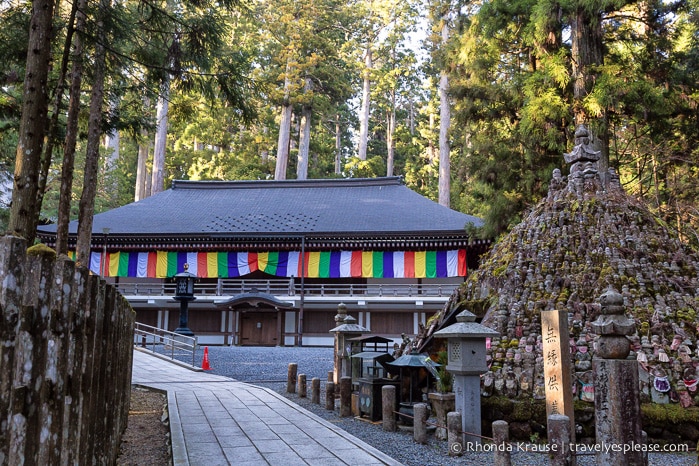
left=37, top=177, right=487, bottom=250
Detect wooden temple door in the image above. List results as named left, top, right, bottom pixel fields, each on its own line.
left=240, top=311, right=278, bottom=346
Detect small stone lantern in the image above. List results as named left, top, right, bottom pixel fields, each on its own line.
left=329, top=304, right=368, bottom=384
left=434, top=309, right=500, bottom=444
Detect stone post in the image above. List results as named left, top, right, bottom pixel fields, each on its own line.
left=298, top=373, right=307, bottom=398
left=414, top=403, right=428, bottom=444
left=287, top=363, right=297, bottom=394
left=541, top=309, right=576, bottom=460
left=434, top=310, right=500, bottom=445
left=492, top=420, right=511, bottom=466
left=447, top=411, right=463, bottom=456
left=548, top=414, right=573, bottom=466
left=333, top=303, right=347, bottom=383
left=340, top=376, right=352, bottom=417
left=311, top=377, right=320, bottom=404
left=382, top=385, right=396, bottom=432
left=325, top=382, right=335, bottom=410
left=0, top=236, right=26, bottom=465
left=327, top=370, right=334, bottom=382
left=591, top=288, right=646, bottom=466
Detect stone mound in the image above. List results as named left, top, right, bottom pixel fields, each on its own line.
left=423, top=126, right=699, bottom=406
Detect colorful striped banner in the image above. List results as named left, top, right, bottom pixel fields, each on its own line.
left=80, top=249, right=468, bottom=279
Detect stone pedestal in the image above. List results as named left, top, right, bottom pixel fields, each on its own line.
left=593, top=358, right=644, bottom=465
left=591, top=288, right=646, bottom=466
left=454, top=375, right=482, bottom=445
left=428, top=392, right=455, bottom=440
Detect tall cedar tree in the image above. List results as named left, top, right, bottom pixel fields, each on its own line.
left=8, top=0, right=55, bottom=244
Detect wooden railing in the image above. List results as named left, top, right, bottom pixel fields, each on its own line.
left=113, top=278, right=459, bottom=298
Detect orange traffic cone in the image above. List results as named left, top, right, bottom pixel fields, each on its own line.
left=202, top=346, right=211, bottom=370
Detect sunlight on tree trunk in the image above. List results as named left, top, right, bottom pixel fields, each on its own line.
left=297, top=105, right=311, bottom=179
left=297, top=78, right=313, bottom=180
left=275, top=63, right=292, bottom=180
left=335, top=115, right=342, bottom=175
left=151, top=86, right=169, bottom=195
left=357, top=47, right=372, bottom=161
left=386, top=105, right=395, bottom=177
left=275, top=105, right=292, bottom=180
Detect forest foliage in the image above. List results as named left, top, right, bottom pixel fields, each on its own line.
left=0, top=0, right=697, bottom=245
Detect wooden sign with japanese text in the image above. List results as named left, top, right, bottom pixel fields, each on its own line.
left=541, top=310, right=576, bottom=453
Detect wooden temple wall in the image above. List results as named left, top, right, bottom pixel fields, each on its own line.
left=0, top=236, right=135, bottom=466
left=134, top=306, right=435, bottom=347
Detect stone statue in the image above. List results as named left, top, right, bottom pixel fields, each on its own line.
left=564, top=125, right=601, bottom=165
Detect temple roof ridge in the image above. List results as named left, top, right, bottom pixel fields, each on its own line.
left=171, top=176, right=404, bottom=190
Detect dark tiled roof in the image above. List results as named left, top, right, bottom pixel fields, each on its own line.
left=39, top=177, right=482, bottom=239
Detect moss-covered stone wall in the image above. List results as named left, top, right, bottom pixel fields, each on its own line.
left=481, top=396, right=699, bottom=447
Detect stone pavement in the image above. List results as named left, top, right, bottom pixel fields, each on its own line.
left=131, top=349, right=403, bottom=466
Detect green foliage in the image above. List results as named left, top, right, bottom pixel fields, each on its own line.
left=433, top=351, right=453, bottom=393
left=344, top=155, right=386, bottom=179
left=2, top=0, right=697, bottom=243
left=443, top=0, right=699, bottom=241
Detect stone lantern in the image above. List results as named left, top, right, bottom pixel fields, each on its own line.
left=434, top=309, right=500, bottom=444
left=173, top=263, right=197, bottom=336
left=329, top=303, right=368, bottom=384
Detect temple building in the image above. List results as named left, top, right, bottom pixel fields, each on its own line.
left=37, top=177, right=489, bottom=346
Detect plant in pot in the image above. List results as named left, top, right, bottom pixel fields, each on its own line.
left=428, top=351, right=455, bottom=440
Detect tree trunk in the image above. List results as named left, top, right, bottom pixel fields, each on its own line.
left=275, top=63, right=292, bottom=180
left=7, top=0, right=55, bottom=243
left=104, top=97, right=120, bottom=168
left=261, top=126, right=269, bottom=162
left=335, top=115, right=341, bottom=175
left=571, top=6, right=608, bottom=184
left=134, top=95, right=151, bottom=201
left=297, top=105, right=311, bottom=179
left=36, top=0, right=80, bottom=245
left=297, top=78, right=313, bottom=180
left=56, top=0, right=88, bottom=255
left=135, top=131, right=150, bottom=201
left=357, top=47, right=372, bottom=161
left=150, top=84, right=169, bottom=195
left=386, top=100, right=395, bottom=177
left=438, top=17, right=451, bottom=208
left=429, top=113, right=435, bottom=163
left=275, top=104, right=292, bottom=180
left=76, top=1, right=109, bottom=266
left=408, top=98, right=415, bottom=136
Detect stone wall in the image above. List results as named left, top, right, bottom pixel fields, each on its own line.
left=0, top=236, right=135, bottom=465
left=480, top=396, right=699, bottom=446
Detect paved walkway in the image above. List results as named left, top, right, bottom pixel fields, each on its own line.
left=131, top=349, right=403, bottom=466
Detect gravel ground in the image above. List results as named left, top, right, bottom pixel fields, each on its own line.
left=190, top=346, right=697, bottom=466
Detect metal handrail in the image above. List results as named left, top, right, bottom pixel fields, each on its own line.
left=116, top=279, right=458, bottom=298
left=134, top=322, right=198, bottom=367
